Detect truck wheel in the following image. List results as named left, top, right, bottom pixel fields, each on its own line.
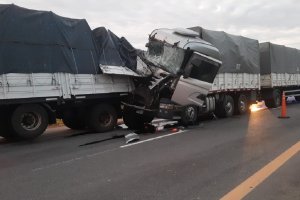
left=10, top=104, right=48, bottom=140
left=235, top=94, right=248, bottom=115
left=180, top=105, right=198, bottom=126
left=87, top=104, right=117, bottom=133
left=62, top=110, right=86, bottom=130
left=265, top=89, right=281, bottom=108
left=215, top=95, right=234, bottom=118
left=123, top=106, right=154, bottom=130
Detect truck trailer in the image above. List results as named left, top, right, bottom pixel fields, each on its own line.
left=0, top=5, right=138, bottom=140
left=189, top=27, right=300, bottom=116
left=260, top=42, right=300, bottom=107
left=182, top=27, right=300, bottom=117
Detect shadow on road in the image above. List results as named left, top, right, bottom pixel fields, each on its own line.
left=79, top=135, right=124, bottom=147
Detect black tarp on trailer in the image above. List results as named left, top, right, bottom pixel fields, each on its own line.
left=189, top=26, right=260, bottom=74
left=260, top=42, right=300, bottom=75
left=0, top=4, right=99, bottom=74
left=93, top=27, right=137, bottom=72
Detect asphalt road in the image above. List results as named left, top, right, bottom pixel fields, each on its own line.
left=0, top=103, right=300, bottom=200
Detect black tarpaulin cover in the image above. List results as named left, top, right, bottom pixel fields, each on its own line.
left=260, top=42, right=300, bottom=74
left=0, top=4, right=99, bottom=74
left=93, top=27, right=137, bottom=71
left=0, top=4, right=138, bottom=75
left=189, top=26, right=260, bottom=74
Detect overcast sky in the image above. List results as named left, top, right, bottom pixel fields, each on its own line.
left=2, top=0, right=300, bottom=49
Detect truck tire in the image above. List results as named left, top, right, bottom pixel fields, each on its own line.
left=87, top=104, right=117, bottom=133
left=123, top=106, right=154, bottom=130
left=265, top=89, right=281, bottom=108
left=215, top=95, right=234, bottom=118
left=10, top=104, right=48, bottom=140
left=62, top=110, right=86, bottom=130
left=180, top=105, right=198, bottom=126
left=235, top=94, right=248, bottom=115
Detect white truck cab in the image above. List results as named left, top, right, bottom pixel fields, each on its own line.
left=123, top=28, right=222, bottom=128
left=146, top=28, right=221, bottom=107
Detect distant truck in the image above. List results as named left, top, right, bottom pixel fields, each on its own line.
left=190, top=27, right=300, bottom=113
left=259, top=42, right=300, bottom=107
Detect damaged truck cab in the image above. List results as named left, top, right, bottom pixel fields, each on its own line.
left=123, top=28, right=222, bottom=129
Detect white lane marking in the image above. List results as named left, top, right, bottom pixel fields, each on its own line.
left=120, top=130, right=187, bottom=148
left=32, top=148, right=118, bottom=172
left=32, top=130, right=187, bottom=172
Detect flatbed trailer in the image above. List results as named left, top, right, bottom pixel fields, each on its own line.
left=260, top=42, right=300, bottom=107
left=187, top=27, right=300, bottom=117
left=0, top=72, right=134, bottom=140
left=0, top=4, right=136, bottom=140
left=0, top=73, right=133, bottom=102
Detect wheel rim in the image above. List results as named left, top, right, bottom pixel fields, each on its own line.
left=225, top=102, right=233, bottom=114
left=239, top=100, right=246, bottom=112
left=21, top=112, right=42, bottom=131
left=99, top=112, right=112, bottom=127
left=186, top=107, right=196, bottom=121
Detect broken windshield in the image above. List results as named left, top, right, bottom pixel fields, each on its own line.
left=145, top=40, right=185, bottom=75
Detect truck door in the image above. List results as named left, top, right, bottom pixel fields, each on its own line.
left=171, top=52, right=221, bottom=106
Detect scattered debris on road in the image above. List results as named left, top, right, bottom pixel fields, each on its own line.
left=125, top=133, right=140, bottom=144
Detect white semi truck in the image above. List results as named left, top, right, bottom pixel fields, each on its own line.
left=123, top=27, right=259, bottom=127
left=123, top=27, right=300, bottom=127
left=122, top=28, right=222, bottom=129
